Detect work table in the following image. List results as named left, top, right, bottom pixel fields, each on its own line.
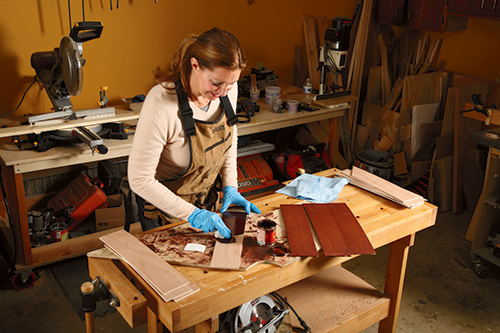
left=88, top=168, right=437, bottom=333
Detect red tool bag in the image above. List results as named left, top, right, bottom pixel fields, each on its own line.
left=271, top=143, right=332, bottom=180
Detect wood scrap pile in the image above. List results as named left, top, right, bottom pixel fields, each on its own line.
left=100, top=229, right=199, bottom=302
left=338, top=166, right=425, bottom=208
left=354, top=27, right=497, bottom=214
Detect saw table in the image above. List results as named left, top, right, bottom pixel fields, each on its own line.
left=87, top=168, right=437, bottom=333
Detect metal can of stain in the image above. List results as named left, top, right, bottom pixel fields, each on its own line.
left=257, top=219, right=277, bottom=246
left=50, top=222, right=69, bottom=242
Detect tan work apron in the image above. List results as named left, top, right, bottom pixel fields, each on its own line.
left=141, top=87, right=238, bottom=226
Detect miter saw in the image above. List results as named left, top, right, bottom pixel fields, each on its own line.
left=26, top=21, right=123, bottom=154
left=31, top=21, right=103, bottom=113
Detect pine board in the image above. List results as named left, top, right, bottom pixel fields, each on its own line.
left=99, top=230, right=193, bottom=301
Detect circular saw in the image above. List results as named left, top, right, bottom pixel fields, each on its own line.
left=218, top=294, right=290, bottom=333
left=30, top=21, right=103, bottom=112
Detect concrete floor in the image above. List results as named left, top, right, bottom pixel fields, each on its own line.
left=0, top=211, right=499, bottom=333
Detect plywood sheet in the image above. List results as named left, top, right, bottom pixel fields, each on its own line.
left=280, top=204, right=318, bottom=257
left=364, top=102, right=400, bottom=145
left=411, top=103, right=439, bottom=159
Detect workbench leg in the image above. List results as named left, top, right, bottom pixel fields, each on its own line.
left=147, top=307, right=161, bottom=333
left=85, top=312, right=95, bottom=333
left=195, top=316, right=219, bottom=333
left=378, top=234, right=415, bottom=333
left=1, top=164, right=32, bottom=265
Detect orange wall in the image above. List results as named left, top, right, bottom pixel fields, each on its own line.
left=430, top=17, right=500, bottom=82
left=378, top=17, right=500, bottom=84
left=0, top=0, right=357, bottom=115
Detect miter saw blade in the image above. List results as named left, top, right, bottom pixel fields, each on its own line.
left=60, top=36, right=83, bottom=97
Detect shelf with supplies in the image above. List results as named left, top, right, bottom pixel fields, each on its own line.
left=0, top=86, right=354, bottom=269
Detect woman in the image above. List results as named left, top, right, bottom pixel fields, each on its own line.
left=128, top=27, right=260, bottom=237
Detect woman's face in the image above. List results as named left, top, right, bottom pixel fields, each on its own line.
left=190, top=57, right=241, bottom=102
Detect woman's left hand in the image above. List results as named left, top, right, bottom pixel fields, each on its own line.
left=220, top=186, right=261, bottom=215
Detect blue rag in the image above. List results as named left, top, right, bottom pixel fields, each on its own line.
left=276, top=173, right=350, bottom=203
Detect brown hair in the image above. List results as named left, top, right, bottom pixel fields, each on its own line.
left=154, top=27, right=246, bottom=97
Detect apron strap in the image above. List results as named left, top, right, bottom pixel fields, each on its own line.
left=220, top=95, right=239, bottom=126
left=177, top=88, right=197, bottom=137
left=177, top=85, right=238, bottom=138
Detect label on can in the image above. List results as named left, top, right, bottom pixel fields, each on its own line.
left=257, top=219, right=277, bottom=246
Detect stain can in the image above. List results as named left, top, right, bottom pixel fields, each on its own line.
left=257, top=219, right=277, bottom=246
left=50, top=222, right=69, bottom=242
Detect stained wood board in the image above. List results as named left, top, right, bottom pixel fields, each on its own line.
left=99, top=230, right=194, bottom=302
left=209, top=211, right=247, bottom=269
left=280, top=204, right=318, bottom=257
left=304, top=203, right=375, bottom=256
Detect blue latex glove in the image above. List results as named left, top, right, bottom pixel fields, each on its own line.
left=220, top=186, right=261, bottom=215
left=188, top=208, right=231, bottom=238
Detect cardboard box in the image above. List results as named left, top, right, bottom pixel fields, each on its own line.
left=95, top=194, right=125, bottom=231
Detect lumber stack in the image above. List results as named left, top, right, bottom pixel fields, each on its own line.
left=338, top=166, right=425, bottom=209
left=100, top=230, right=199, bottom=302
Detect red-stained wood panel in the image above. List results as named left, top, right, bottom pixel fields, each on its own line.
left=302, top=204, right=349, bottom=256
left=304, top=203, right=375, bottom=256
left=280, top=204, right=318, bottom=257
left=326, top=203, right=375, bottom=255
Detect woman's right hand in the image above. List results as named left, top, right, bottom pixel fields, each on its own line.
left=188, top=208, right=231, bottom=238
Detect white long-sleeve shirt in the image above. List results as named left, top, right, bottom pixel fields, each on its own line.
left=128, top=83, right=239, bottom=221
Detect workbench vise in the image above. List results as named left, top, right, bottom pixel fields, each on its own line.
left=81, top=276, right=120, bottom=313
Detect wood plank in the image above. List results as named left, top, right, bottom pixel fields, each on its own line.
left=384, top=76, right=404, bottom=110
left=280, top=204, right=318, bottom=257
left=302, top=203, right=349, bottom=256
left=365, top=66, right=382, bottom=106
left=410, top=103, right=439, bottom=159
left=394, top=151, right=408, bottom=176
left=210, top=235, right=244, bottom=269
left=303, top=16, right=320, bottom=89
left=275, top=265, right=390, bottom=333
left=364, top=102, right=400, bottom=146
left=339, top=167, right=425, bottom=208
left=323, top=203, right=375, bottom=255
left=100, top=230, right=192, bottom=300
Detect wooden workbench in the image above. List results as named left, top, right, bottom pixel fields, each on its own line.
left=88, top=168, right=437, bottom=333
left=0, top=84, right=351, bottom=268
